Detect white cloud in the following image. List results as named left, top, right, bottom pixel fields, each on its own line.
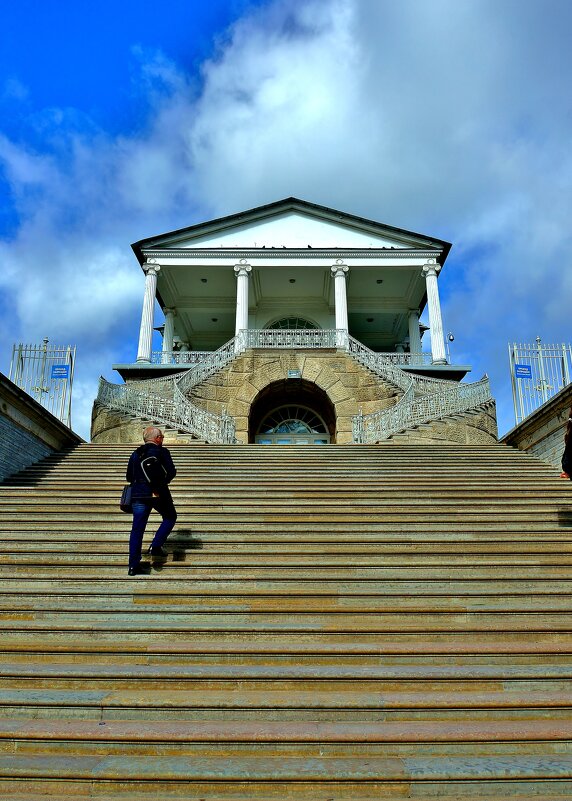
left=1, top=0, right=572, bottom=439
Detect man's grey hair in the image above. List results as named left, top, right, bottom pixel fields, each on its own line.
left=143, top=426, right=163, bottom=443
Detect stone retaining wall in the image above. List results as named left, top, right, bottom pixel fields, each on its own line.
left=501, top=384, right=572, bottom=469
left=0, top=372, right=83, bottom=482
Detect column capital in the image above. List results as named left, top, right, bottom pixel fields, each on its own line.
left=143, top=261, right=160, bottom=277
left=163, top=307, right=176, bottom=316
left=234, top=261, right=252, bottom=278
left=422, top=259, right=441, bottom=278
left=331, top=261, right=349, bottom=278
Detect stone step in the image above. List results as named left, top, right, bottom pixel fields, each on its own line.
left=4, top=539, right=572, bottom=553
left=2, top=690, right=572, bottom=725
left=3, top=658, right=572, bottom=680
left=2, top=787, right=571, bottom=801
left=1, top=441, right=570, bottom=794
left=2, top=491, right=569, bottom=504
left=2, top=578, right=571, bottom=596
left=1, top=632, right=572, bottom=655
left=0, top=749, right=571, bottom=788
left=4, top=793, right=572, bottom=801
left=3, top=532, right=572, bottom=544
left=2, top=594, right=571, bottom=613
left=1, top=716, right=572, bottom=745
left=3, top=551, right=572, bottom=566
left=2, top=789, right=572, bottom=801
left=2, top=567, right=572, bottom=582
left=0, top=556, right=572, bottom=584
left=2, top=520, right=569, bottom=531
left=1, top=611, right=572, bottom=634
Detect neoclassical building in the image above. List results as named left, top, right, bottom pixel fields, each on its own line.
left=94, top=198, right=496, bottom=444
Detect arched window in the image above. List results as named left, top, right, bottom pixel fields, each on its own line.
left=258, top=405, right=328, bottom=435
left=266, top=317, right=319, bottom=330
left=256, top=404, right=330, bottom=444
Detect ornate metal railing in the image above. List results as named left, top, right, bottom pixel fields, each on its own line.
left=177, top=337, right=240, bottom=395
left=96, top=377, right=236, bottom=443
left=240, top=328, right=341, bottom=349
left=151, top=351, right=211, bottom=365
left=352, top=376, right=493, bottom=443
left=347, top=336, right=457, bottom=395
left=379, top=352, right=434, bottom=366
left=97, top=337, right=242, bottom=443
left=97, top=329, right=493, bottom=445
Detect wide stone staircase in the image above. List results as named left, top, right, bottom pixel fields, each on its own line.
left=0, top=443, right=571, bottom=799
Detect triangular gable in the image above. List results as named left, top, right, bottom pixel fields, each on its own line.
left=132, top=198, right=451, bottom=261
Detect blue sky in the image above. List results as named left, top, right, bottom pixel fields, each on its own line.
left=1, top=0, right=572, bottom=440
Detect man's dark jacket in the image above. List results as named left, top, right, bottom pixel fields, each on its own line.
left=126, top=442, right=177, bottom=501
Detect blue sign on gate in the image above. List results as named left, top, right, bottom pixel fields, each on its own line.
left=514, top=364, right=532, bottom=379
left=51, top=365, right=70, bottom=379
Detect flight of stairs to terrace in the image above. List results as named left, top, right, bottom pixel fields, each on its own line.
left=0, top=443, right=572, bottom=799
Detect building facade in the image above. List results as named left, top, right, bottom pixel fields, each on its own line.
left=93, top=198, right=496, bottom=445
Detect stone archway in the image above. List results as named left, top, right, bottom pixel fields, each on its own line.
left=248, top=379, right=337, bottom=444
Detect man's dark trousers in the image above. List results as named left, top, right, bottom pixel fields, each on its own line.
left=129, top=496, right=177, bottom=569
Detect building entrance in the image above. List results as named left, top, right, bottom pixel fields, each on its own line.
left=249, top=379, right=336, bottom=445
left=255, top=405, right=330, bottom=444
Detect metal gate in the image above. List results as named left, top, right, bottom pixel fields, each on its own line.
left=9, top=338, right=76, bottom=428
left=509, top=337, right=572, bottom=424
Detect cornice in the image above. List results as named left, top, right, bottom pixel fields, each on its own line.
left=142, top=248, right=443, bottom=261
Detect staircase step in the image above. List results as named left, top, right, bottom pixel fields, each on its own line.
left=1, top=442, right=571, bottom=794
left=1, top=751, right=572, bottom=783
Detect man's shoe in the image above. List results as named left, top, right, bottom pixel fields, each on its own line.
left=147, top=546, right=167, bottom=557
left=128, top=561, right=151, bottom=576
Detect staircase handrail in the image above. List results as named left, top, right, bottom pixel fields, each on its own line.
left=176, top=336, right=240, bottom=395
left=115, top=336, right=241, bottom=396
left=96, top=377, right=236, bottom=444
left=347, top=335, right=459, bottom=395
left=353, top=375, right=493, bottom=443
left=95, top=337, right=243, bottom=443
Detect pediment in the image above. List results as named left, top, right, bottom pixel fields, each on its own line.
left=133, top=198, right=450, bottom=259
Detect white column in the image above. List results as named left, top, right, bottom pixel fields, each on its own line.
left=422, top=260, right=446, bottom=364
left=408, top=309, right=423, bottom=363
left=234, top=261, right=252, bottom=349
left=161, top=308, right=176, bottom=364
left=331, top=261, right=349, bottom=348
left=136, top=263, right=160, bottom=363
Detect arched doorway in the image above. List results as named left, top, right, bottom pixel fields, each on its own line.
left=249, top=379, right=336, bottom=444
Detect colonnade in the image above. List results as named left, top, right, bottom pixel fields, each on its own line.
left=135, top=258, right=447, bottom=364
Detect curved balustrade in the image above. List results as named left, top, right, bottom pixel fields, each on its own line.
left=347, top=336, right=458, bottom=395
left=96, top=377, right=236, bottom=444
left=97, top=329, right=493, bottom=445
left=151, top=351, right=211, bottom=365
left=352, top=376, right=493, bottom=443
left=241, top=328, right=341, bottom=349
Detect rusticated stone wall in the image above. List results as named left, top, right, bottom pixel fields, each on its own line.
left=190, top=349, right=399, bottom=444
left=90, top=404, right=200, bottom=445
